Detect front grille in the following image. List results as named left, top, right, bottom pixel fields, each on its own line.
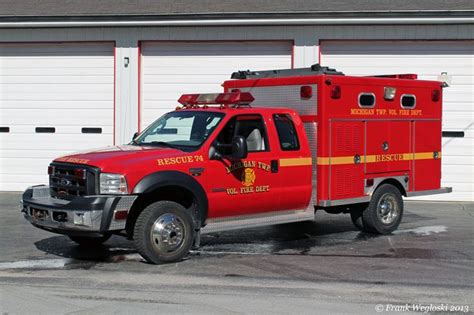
left=49, top=163, right=98, bottom=200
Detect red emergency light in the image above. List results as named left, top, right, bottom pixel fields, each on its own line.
left=178, top=92, right=254, bottom=107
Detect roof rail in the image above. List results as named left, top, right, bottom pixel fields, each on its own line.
left=231, top=63, right=344, bottom=79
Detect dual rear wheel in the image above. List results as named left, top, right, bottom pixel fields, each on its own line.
left=351, top=184, right=404, bottom=234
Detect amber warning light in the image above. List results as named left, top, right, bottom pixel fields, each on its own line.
left=178, top=92, right=254, bottom=107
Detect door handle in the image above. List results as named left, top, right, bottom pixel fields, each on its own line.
left=271, top=160, right=278, bottom=173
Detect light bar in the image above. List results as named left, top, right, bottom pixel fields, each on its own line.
left=178, top=92, right=254, bottom=106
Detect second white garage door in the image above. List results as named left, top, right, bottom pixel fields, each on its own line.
left=140, top=41, right=293, bottom=128
left=321, top=40, right=474, bottom=201
left=0, top=42, right=115, bottom=191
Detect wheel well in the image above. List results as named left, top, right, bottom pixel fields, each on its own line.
left=375, top=178, right=407, bottom=197
left=126, top=186, right=200, bottom=239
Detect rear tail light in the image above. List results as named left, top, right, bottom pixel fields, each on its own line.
left=48, top=165, right=55, bottom=175
left=330, top=86, right=341, bottom=99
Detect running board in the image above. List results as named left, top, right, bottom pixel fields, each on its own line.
left=201, top=207, right=315, bottom=234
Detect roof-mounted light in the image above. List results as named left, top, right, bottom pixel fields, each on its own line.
left=178, top=92, right=254, bottom=107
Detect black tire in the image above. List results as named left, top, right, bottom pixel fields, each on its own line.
left=133, top=201, right=194, bottom=264
left=69, top=234, right=111, bottom=246
left=361, top=184, right=404, bottom=234
left=350, top=203, right=370, bottom=232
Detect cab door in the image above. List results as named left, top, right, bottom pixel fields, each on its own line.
left=271, top=113, right=312, bottom=210
left=204, top=114, right=280, bottom=218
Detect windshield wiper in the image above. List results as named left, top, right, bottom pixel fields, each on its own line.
left=148, top=141, right=181, bottom=149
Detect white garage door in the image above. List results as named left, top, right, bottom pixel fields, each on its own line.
left=140, top=41, right=292, bottom=128
left=0, top=42, right=115, bottom=191
left=321, top=40, right=474, bottom=201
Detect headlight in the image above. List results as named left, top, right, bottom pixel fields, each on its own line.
left=99, top=173, right=128, bottom=194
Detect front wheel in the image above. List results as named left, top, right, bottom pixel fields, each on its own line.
left=361, top=184, right=404, bottom=234
left=133, top=201, right=194, bottom=264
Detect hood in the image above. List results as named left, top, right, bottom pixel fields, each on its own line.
left=54, top=145, right=185, bottom=170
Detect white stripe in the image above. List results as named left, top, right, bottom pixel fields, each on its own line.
left=0, top=258, right=70, bottom=270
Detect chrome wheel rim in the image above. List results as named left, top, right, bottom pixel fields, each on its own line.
left=150, top=213, right=186, bottom=253
left=377, top=193, right=399, bottom=225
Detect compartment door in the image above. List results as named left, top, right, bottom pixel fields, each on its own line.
left=329, top=121, right=365, bottom=200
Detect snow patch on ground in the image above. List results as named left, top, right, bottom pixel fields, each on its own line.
left=394, top=225, right=447, bottom=236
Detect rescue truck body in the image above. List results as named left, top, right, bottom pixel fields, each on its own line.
left=21, top=64, right=451, bottom=264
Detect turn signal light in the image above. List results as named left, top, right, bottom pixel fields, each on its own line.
left=114, top=210, right=128, bottom=220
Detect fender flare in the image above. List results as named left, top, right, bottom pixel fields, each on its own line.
left=132, top=171, right=208, bottom=226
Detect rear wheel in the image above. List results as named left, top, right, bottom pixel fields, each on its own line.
left=351, top=184, right=403, bottom=234
left=69, top=234, right=111, bottom=246
left=133, top=201, right=194, bottom=264
left=350, top=203, right=369, bottom=232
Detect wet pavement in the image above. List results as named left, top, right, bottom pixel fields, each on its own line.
left=0, top=192, right=473, bottom=314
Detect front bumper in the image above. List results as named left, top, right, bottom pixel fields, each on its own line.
left=21, top=185, right=137, bottom=236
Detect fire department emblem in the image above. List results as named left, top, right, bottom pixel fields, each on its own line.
left=241, top=168, right=256, bottom=187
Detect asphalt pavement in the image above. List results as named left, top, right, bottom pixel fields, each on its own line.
left=0, top=192, right=473, bottom=314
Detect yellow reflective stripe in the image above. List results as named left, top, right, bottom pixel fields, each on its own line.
left=414, top=152, right=441, bottom=159
left=317, top=152, right=440, bottom=166
left=317, top=156, right=354, bottom=165
left=280, top=157, right=312, bottom=167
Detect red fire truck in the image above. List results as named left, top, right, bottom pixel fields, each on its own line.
left=21, top=64, right=451, bottom=264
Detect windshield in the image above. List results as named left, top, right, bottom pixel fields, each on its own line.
left=133, top=111, right=225, bottom=150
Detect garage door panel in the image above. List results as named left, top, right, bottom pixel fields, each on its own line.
left=2, top=59, right=113, bottom=70
left=1, top=100, right=112, bottom=110
left=322, top=40, right=473, bottom=201
left=141, top=41, right=292, bottom=129
left=1, top=93, right=112, bottom=101
left=1, top=158, right=59, bottom=175
left=2, top=84, right=112, bottom=94
left=1, top=134, right=112, bottom=150
left=0, top=175, right=50, bottom=187
left=0, top=42, right=114, bottom=191
left=442, top=156, right=474, bottom=166
left=3, top=75, right=112, bottom=85
left=1, top=109, right=112, bottom=126
left=443, top=113, right=474, bottom=130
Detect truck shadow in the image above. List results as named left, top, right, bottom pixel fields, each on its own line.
left=34, top=235, right=136, bottom=265
left=34, top=210, right=431, bottom=262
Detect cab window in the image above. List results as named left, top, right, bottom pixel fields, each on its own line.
left=215, top=115, right=269, bottom=155
left=273, top=114, right=300, bottom=151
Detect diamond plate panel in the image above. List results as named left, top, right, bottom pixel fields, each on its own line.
left=304, top=122, right=317, bottom=203
left=239, top=85, right=317, bottom=116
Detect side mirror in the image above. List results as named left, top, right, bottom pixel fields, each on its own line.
left=132, top=132, right=139, bottom=141
left=208, top=145, right=222, bottom=160
left=231, top=136, right=248, bottom=160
